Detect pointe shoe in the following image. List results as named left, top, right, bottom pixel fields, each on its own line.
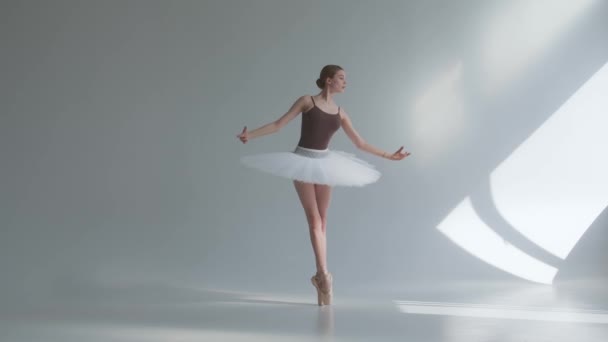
left=311, top=272, right=333, bottom=306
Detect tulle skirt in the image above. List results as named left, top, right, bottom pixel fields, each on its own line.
left=240, top=145, right=381, bottom=187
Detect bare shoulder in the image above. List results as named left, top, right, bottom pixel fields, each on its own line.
left=296, top=94, right=313, bottom=104
left=338, top=107, right=351, bottom=121
left=275, top=95, right=313, bottom=128
left=296, top=94, right=315, bottom=113
left=284, top=95, right=313, bottom=114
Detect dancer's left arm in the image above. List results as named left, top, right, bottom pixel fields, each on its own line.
left=339, top=110, right=410, bottom=160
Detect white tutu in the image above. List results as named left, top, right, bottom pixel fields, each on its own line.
left=240, top=146, right=381, bottom=187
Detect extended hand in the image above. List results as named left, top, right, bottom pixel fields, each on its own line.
left=237, top=126, right=249, bottom=144
left=387, top=146, right=410, bottom=160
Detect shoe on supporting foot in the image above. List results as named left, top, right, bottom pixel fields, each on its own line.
left=311, top=272, right=333, bottom=306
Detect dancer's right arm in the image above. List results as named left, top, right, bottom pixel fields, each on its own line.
left=237, top=96, right=308, bottom=143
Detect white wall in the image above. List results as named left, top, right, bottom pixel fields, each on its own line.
left=1, top=0, right=607, bottom=302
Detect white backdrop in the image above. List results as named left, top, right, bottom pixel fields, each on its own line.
left=2, top=0, right=607, bottom=303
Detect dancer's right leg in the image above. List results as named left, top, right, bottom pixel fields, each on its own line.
left=293, top=180, right=326, bottom=273
left=294, top=180, right=333, bottom=305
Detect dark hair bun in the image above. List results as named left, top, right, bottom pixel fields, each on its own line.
left=316, top=65, right=343, bottom=89
left=315, top=78, right=324, bottom=89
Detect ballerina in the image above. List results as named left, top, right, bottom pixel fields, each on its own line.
left=237, top=64, right=410, bottom=305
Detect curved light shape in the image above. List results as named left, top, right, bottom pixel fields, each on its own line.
left=437, top=197, right=558, bottom=284
left=437, top=61, right=608, bottom=283
left=490, top=60, right=608, bottom=260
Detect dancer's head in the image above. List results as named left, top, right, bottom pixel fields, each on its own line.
left=316, top=65, right=346, bottom=93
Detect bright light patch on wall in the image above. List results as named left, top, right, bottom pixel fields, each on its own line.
left=481, top=0, right=596, bottom=94
left=437, top=197, right=558, bottom=284
left=490, top=61, right=608, bottom=260
left=437, top=62, right=608, bottom=283
left=410, top=62, right=466, bottom=164
left=395, top=301, right=608, bottom=324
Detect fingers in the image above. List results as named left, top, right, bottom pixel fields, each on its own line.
left=398, top=146, right=411, bottom=156
left=391, top=145, right=411, bottom=160
left=237, top=126, right=248, bottom=143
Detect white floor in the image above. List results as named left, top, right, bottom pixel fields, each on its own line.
left=2, top=280, right=608, bottom=342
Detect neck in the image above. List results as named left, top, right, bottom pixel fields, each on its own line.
left=317, top=88, right=335, bottom=103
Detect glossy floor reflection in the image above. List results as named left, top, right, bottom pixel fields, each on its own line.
left=2, top=279, right=608, bottom=341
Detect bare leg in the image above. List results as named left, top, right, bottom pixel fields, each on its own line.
left=294, top=180, right=326, bottom=273
left=294, top=180, right=334, bottom=305
left=314, top=184, right=332, bottom=230
left=314, top=183, right=332, bottom=269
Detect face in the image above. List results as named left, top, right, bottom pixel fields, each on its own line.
left=327, top=70, right=346, bottom=93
